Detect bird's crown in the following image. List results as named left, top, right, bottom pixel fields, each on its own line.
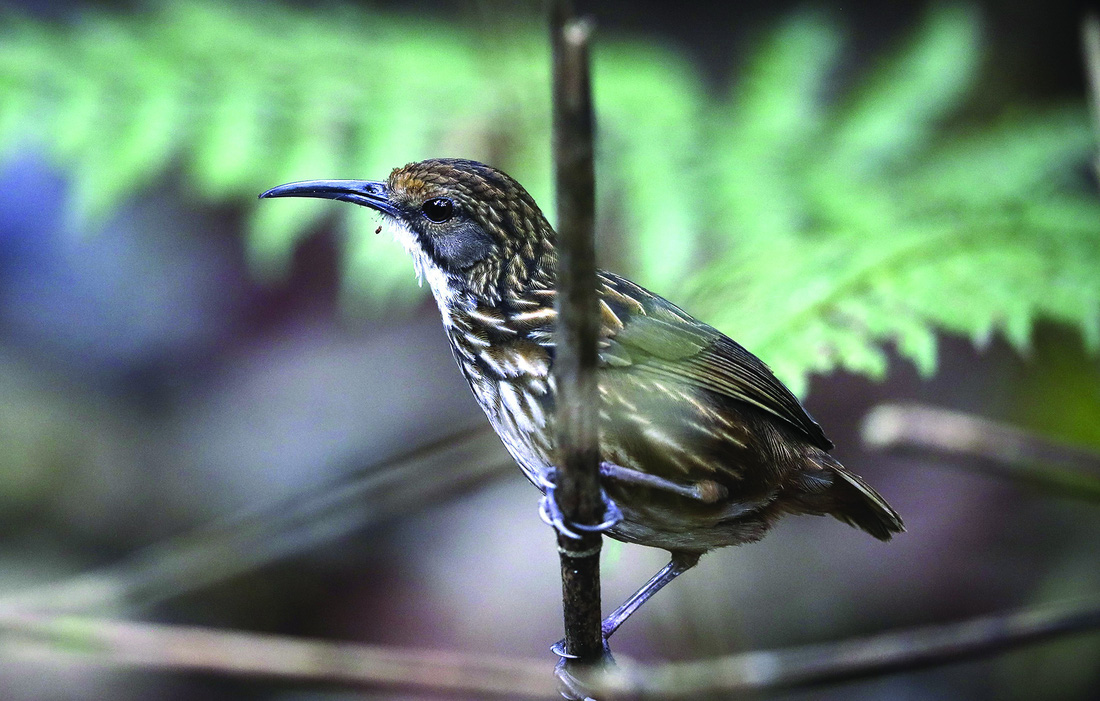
left=261, top=158, right=557, bottom=301
left=385, top=159, right=556, bottom=298
left=387, top=158, right=550, bottom=246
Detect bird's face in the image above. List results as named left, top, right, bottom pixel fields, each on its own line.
left=261, top=158, right=554, bottom=305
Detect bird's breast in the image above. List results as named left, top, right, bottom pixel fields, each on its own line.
left=445, top=306, right=558, bottom=487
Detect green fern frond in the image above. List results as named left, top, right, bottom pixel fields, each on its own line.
left=827, top=4, right=983, bottom=174
left=707, top=10, right=843, bottom=248
left=595, top=43, right=707, bottom=290
left=0, top=1, right=1096, bottom=392
left=685, top=4, right=1100, bottom=393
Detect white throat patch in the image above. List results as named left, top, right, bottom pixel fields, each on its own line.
left=383, top=217, right=471, bottom=326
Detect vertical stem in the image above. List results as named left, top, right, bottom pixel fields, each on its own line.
left=550, top=0, right=604, bottom=663
left=1083, top=15, right=1100, bottom=182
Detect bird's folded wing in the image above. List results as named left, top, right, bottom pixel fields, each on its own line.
left=597, top=272, right=833, bottom=451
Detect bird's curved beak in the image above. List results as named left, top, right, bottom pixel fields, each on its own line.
left=259, top=179, right=400, bottom=217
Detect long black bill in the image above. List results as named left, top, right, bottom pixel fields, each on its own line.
left=259, top=179, right=399, bottom=217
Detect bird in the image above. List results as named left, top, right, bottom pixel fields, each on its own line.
left=260, top=158, right=904, bottom=649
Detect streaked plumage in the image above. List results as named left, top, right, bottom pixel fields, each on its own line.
left=442, top=265, right=900, bottom=551
left=261, top=157, right=903, bottom=643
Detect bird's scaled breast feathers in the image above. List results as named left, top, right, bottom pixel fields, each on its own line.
left=442, top=270, right=832, bottom=485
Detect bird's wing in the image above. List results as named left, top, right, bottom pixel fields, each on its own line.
left=596, top=271, right=833, bottom=451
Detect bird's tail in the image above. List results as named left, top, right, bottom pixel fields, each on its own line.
left=829, top=466, right=905, bottom=541
left=801, top=452, right=905, bottom=541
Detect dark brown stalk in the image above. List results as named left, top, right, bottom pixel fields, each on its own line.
left=550, top=0, right=605, bottom=665
left=1083, top=14, right=1100, bottom=180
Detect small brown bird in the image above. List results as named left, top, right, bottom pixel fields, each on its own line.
left=261, top=158, right=903, bottom=646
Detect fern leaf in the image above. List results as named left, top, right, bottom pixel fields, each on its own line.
left=707, top=11, right=843, bottom=248
left=906, top=109, right=1096, bottom=206
left=341, top=211, right=423, bottom=313
left=594, top=43, right=706, bottom=292
left=0, top=1, right=1096, bottom=393
left=828, top=3, right=983, bottom=174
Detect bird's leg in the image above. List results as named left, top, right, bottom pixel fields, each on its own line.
left=539, top=458, right=726, bottom=538
left=538, top=471, right=623, bottom=540
left=601, top=550, right=701, bottom=639
left=552, top=551, right=701, bottom=658
left=600, top=461, right=728, bottom=504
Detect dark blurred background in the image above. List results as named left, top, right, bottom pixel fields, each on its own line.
left=0, top=1, right=1098, bottom=700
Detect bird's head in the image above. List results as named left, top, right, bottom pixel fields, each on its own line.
left=261, top=158, right=556, bottom=305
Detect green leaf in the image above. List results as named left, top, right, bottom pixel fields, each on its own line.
left=707, top=11, right=843, bottom=247
left=594, top=43, right=706, bottom=294
left=828, top=3, right=983, bottom=174
left=0, top=1, right=1096, bottom=396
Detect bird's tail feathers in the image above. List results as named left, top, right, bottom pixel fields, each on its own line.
left=833, top=470, right=904, bottom=540
left=804, top=453, right=905, bottom=541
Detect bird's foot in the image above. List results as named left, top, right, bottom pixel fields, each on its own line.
left=599, top=461, right=728, bottom=503
left=538, top=480, right=622, bottom=540
left=550, top=634, right=614, bottom=661
left=551, top=614, right=625, bottom=661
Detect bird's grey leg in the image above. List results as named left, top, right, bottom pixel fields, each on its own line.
left=600, top=461, right=728, bottom=503
left=541, top=460, right=725, bottom=538
left=552, top=550, right=701, bottom=658
left=601, top=550, right=701, bottom=638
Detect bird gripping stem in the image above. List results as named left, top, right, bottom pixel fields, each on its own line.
left=550, top=0, right=606, bottom=665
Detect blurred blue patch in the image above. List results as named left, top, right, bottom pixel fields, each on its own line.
left=0, top=151, right=243, bottom=376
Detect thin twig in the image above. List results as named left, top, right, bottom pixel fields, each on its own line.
left=862, top=403, right=1100, bottom=503
left=0, top=610, right=557, bottom=699
left=0, top=425, right=509, bottom=614
left=550, top=0, right=605, bottom=665
left=3, top=594, right=1098, bottom=698
left=1083, top=14, right=1100, bottom=181
left=578, top=593, right=1100, bottom=698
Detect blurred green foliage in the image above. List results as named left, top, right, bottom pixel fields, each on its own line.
left=693, top=6, right=1100, bottom=394
left=0, top=1, right=1097, bottom=394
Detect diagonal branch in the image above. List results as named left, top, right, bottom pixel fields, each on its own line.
left=0, top=424, right=509, bottom=614
left=1084, top=14, right=1100, bottom=181
left=0, top=610, right=557, bottom=699
left=550, top=0, right=605, bottom=665
left=862, top=403, right=1100, bottom=503
left=3, top=594, right=1098, bottom=698
left=577, top=592, right=1100, bottom=698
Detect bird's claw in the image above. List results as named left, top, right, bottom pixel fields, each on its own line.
left=551, top=635, right=614, bottom=662
left=550, top=638, right=575, bottom=659
left=538, top=480, right=622, bottom=540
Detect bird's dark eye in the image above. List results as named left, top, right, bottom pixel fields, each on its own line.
left=421, top=197, right=454, bottom=223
